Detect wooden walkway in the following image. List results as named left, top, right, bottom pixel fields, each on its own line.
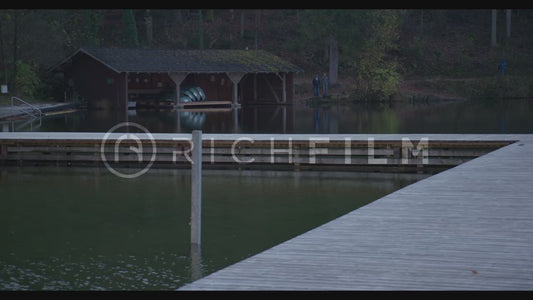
left=180, top=134, right=533, bottom=290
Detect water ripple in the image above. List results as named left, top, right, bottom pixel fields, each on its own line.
left=1, top=252, right=191, bottom=290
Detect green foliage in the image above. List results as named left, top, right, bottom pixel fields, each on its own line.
left=15, top=60, right=41, bottom=99
left=353, top=10, right=404, bottom=100
left=369, top=65, right=402, bottom=98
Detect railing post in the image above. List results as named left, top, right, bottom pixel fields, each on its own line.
left=10, top=96, right=42, bottom=119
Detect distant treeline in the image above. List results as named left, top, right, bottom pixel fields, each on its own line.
left=1, top=9, right=531, bottom=100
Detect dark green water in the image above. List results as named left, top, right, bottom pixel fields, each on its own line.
left=0, top=166, right=425, bottom=290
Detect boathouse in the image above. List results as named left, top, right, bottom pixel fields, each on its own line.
left=52, top=47, right=303, bottom=110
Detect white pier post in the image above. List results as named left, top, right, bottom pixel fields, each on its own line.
left=191, top=130, right=202, bottom=247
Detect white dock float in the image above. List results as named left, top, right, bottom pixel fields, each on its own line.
left=0, top=133, right=514, bottom=173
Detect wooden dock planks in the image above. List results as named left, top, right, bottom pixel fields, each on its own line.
left=180, top=134, right=533, bottom=290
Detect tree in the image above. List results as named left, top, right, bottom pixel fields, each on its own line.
left=506, top=9, right=511, bottom=38
left=198, top=9, right=204, bottom=49
left=0, top=11, right=8, bottom=86
left=354, top=10, right=404, bottom=99
left=144, top=9, right=153, bottom=48
left=491, top=9, right=497, bottom=47
left=254, top=9, right=260, bottom=50
left=84, top=10, right=104, bottom=47
left=240, top=10, right=245, bottom=39
left=0, top=10, right=22, bottom=93
left=298, top=10, right=365, bottom=85
left=328, top=34, right=338, bottom=85
left=297, top=9, right=404, bottom=99
left=12, top=10, right=19, bottom=92
left=15, top=60, right=40, bottom=99
left=122, top=9, right=139, bottom=47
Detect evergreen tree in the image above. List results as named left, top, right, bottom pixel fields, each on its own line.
left=122, top=9, right=139, bottom=48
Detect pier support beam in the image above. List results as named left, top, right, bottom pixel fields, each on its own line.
left=227, top=72, right=245, bottom=108
left=116, top=72, right=129, bottom=112
left=275, top=72, right=287, bottom=103
left=170, top=73, right=189, bottom=106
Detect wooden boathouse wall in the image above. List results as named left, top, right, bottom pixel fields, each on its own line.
left=67, top=53, right=128, bottom=110
left=182, top=72, right=295, bottom=104
left=240, top=73, right=295, bottom=103
left=53, top=48, right=302, bottom=110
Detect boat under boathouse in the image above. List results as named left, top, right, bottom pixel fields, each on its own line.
left=51, top=47, right=303, bottom=110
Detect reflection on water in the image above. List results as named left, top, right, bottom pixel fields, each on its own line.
left=178, top=111, right=206, bottom=131
left=1, top=98, right=533, bottom=134
left=0, top=166, right=425, bottom=290
left=4, top=98, right=533, bottom=134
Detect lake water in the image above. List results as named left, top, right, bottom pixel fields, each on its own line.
left=0, top=166, right=424, bottom=290
left=1, top=98, right=531, bottom=290
left=3, top=98, right=533, bottom=134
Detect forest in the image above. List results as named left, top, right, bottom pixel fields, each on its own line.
left=1, top=9, right=532, bottom=102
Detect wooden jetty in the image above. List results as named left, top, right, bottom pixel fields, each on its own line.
left=179, top=134, right=533, bottom=290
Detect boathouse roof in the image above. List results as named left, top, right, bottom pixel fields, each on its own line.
left=54, top=47, right=303, bottom=74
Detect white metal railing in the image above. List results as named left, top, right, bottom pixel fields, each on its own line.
left=11, top=96, right=42, bottom=119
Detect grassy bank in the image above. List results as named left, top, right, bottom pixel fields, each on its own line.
left=295, top=74, right=533, bottom=103
left=399, top=76, right=533, bottom=101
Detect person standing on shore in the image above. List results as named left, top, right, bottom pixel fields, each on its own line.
left=322, top=73, right=329, bottom=97
left=498, top=60, right=507, bottom=75
left=312, top=74, right=321, bottom=97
